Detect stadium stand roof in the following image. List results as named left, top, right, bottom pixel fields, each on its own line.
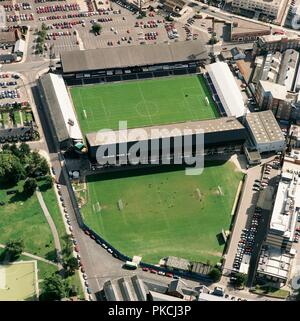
left=39, top=73, right=83, bottom=143
left=60, top=40, right=208, bottom=73
left=86, top=117, right=245, bottom=147
left=206, top=61, right=246, bottom=118
left=245, top=110, right=284, bottom=145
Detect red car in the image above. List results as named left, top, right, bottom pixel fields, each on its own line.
left=150, top=269, right=157, bottom=274
left=84, top=230, right=90, bottom=236
left=142, top=267, right=149, bottom=272
left=166, top=273, right=173, bottom=278
left=74, top=245, right=79, bottom=252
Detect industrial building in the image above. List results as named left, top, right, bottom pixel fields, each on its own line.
left=60, top=40, right=208, bottom=85
left=102, top=275, right=199, bottom=301
left=232, top=0, right=285, bottom=20
left=230, top=18, right=271, bottom=42
left=244, top=110, right=286, bottom=153
left=253, top=50, right=299, bottom=92
left=205, top=61, right=247, bottom=118
left=277, top=49, right=299, bottom=91
left=289, top=125, right=300, bottom=148
left=255, top=80, right=297, bottom=120
left=38, top=73, right=84, bottom=150
left=253, top=34, right=300, bottom=55
left=86, top=117, right=247, bottom=164
left=265, top=172, right=300, bottom=251
left=257, top=245, right=293, bottom=283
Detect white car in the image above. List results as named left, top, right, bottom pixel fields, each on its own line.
left=107, top=248, right=113, bottom=254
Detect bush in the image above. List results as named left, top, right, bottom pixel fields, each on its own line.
left=209, top=267, right=222, bottom=282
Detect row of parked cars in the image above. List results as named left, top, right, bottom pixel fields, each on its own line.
left=0, top=81, right=17, bottom=88
left=142, top=267, right=175, bottom=278
left=38, top=10, right=100, bottom=21
left=233, top=207, right=262, bottom=271
left=0, top=90, right=20, bottom=100
left=36, top=4, right=80, bottom=14
left=0, top=101, right=28, bottom=110
left=7, top=14, right=34, bottom=22
left=4, top=3, right=32, bottom=11
left=55, top=181, right=93, bottom=299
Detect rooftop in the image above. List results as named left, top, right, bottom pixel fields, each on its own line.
left=257, top=246, right=292, bottom=280
left=61, top=40, right=208, bottom=73
left=269, top=172, right=300, bottom=239
left=165, top=256, right=190, bottom=271
left=245, top=110, right=285, bottom=144
left=231, top=18, right=270, bottom=36
left=206, top=61, right=246, bottom=118
left=86, top=117, right=244, bottom=147
left=39, top=73, right=83, bottom=142
left=259, top=80, right=287, bottom=100
left=259, top=34, right=300, bottom=44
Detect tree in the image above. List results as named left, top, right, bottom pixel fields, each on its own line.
left=65, top=257, right=79, bottom=275
left=209, top=267, right=222, bottom=282
left=5, top=240, right=24, bottom=261
left=23, top=178, right=37, bottom=196
left=62, top=234, right=73, bottom=258
left=0, top=153, right=25, bottom=184
left=91, top=23, right=102, bottom=35
left=43, top=175, right=53, bottom=189
left=234, top=273, right=247, bottom=288
left=26, top=151, right=49, bottom=177
left=41, top=273, right=69, bottom=301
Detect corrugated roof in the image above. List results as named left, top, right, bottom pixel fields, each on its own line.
left=86, top=117, right=244, bottom=147
left=61, top=40, right=208, bottom=73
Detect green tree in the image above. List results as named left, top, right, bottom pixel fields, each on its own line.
left=65, top=257, right=79, bottom=275
left=62, top=234, right=73, bottom=258
left=234, top=273, right=247, bottom=288
left=91, top=23, right=102, bottom=35
left=23, top=178, right=37, bottom=196
left=5, top=240, right=24, bottom=261
left=209, top=267, right=222, bottom=282
left=43, top=175, right=53, bottom=189
left=208, top=35, right=218, bottom=45
left=41, top=273, right=69, bottom=301
left=0, top=152, right=25, bottom=184
left=26, top=151, right=49, bottom=177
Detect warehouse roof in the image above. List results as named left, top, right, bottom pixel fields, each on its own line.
left=231, top=18, right=270, bottom=36
left=60, top=40, right=208, bottom=73
left=206, top=61, right=246, bottom=118
left=86, top=117, right=245, bottom=147
left=245, top=110, right=284, bottom=144
left=39, top=73, right=83, bottom=142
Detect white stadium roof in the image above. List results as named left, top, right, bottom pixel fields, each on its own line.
left=206, top=61, right=246, bottom=118
left=48, top=73, right=83, bottom=141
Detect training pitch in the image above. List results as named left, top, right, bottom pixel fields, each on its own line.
left=82, top=161, right=243, bottom=265
left=0, top=261, right=38, bottom=301
left=70, top=75, right=218, bottom=133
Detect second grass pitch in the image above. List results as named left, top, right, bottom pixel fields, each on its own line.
left=70, top=75, right=218, bottom=133
left=82, top=161, right=243, bottom=265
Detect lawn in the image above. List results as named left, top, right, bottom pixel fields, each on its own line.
left=70, top=75, right=218, bottom=133
left=82, top=161, right=243, bottom=265
left=251, top=286, right=290, bottom=299
left=0, top=181, right=55, bottom=259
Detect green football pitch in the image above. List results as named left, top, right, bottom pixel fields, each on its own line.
left=70, top=75, right=218, bottom=133
left=82, top=161, right=243, bottom=265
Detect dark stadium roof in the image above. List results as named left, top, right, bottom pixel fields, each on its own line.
left=86, top=117, right=245, bottom=147
left=60, top=40, right=208, bottom=73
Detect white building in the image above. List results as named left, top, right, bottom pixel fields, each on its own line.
left=232, top=0, right=285, bottom=19
left=266, top=172, right=300, bottom=251
left=206, top=61, right=246, bottom=118
left=245, top=110, right=286, bottom=153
